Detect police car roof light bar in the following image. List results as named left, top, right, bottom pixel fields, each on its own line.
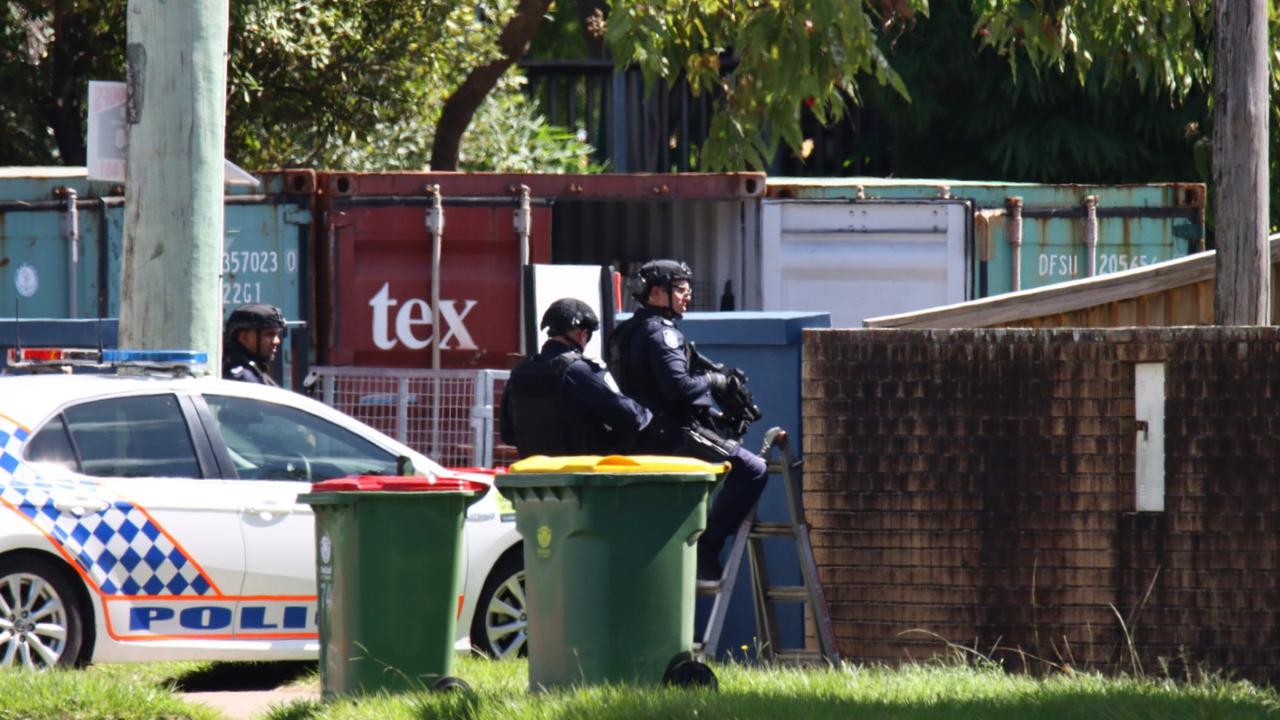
left=8, top=347, right=208, bottom=370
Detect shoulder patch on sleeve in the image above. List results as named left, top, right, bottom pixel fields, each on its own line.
left=662, top=328, right=681, bottom=349
left=229, top=366, right=245, bottom=377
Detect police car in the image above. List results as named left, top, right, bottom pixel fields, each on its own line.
left=0, top=349, right=527, bottom=668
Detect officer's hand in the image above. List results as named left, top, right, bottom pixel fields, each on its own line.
left=706, top=371, right=730, bottom=395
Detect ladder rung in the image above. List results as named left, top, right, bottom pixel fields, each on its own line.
left=695, top=579, right=723, bottom=595
left=765, top=586, right=809, bottom=603
left=772, top=649, right=829, bottom=664
left=749, top=522, right=795, bottom=537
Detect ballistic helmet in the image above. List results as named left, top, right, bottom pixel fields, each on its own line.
left=633, top=259, right=693, bottom=302
left=225, top=303, right=286, bottom=338
left=540, top=298, right=600, bottom=337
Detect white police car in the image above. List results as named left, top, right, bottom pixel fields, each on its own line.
left=0, top=349, right=527, bottom=668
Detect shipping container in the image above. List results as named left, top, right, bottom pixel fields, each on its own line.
left=760, top=197, right=972, bottom=329
left=767, top=177, right=1206, bottom=301
left=314, top=173, right=764, bottom=369
left=864, top=235, right=1280, bottom=329
left=0, top=167, right=316, bottom=385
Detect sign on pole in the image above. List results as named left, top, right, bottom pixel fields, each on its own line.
left=87, top=79, right=259, bottom=186
left=87, top=80, right=128, bottom=182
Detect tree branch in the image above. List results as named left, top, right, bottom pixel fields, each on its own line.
left=430, top=0, right=552, bottom=170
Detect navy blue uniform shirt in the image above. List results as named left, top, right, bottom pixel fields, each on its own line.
left=500, top=340, right=651, bottom=451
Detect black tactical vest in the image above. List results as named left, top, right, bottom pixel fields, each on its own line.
left=506, top=351, right=580, bottom=457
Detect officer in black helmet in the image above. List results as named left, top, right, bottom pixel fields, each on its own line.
left=223, top=303, right=286, bottom=385
left=500, top=298, right=651, bottom=458
left=609, top=259, right=768, bottom=581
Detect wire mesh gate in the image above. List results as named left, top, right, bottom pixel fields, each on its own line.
left=308, top=366, right=514, bottom=469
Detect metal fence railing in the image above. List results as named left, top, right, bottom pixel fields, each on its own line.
left=308, top=366, right=513, bottom=469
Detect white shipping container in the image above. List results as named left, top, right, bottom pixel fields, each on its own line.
left=760, top=199, right=971, bottom=328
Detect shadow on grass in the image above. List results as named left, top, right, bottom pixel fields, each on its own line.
left=171, top=661, right=318, bottom=692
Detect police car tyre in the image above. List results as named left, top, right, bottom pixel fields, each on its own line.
left=0, top=555, right=85, bottom=669
left=469, top=550, right=526, bottom=659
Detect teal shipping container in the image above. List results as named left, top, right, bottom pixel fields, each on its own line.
left=0, top=167, right=314, bottom=384
left=765, top=178, right=1206, bottom=300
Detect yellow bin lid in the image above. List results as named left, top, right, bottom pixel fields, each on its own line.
left=508, top=454, right=729, bottom=475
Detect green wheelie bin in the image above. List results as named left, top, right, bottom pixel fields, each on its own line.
left=299, top=475, right=487, bottom=697
left=496, top=455, right=726, bottom=690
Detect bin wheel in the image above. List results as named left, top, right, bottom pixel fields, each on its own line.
left=662, top=652, right=718, bottom=691
left=431, top=676, right=472, bottom=693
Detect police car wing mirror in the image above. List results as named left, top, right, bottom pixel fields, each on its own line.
left=397, top=455, right=415, bottom=476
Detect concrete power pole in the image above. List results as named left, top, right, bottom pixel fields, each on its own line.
left=1213, top=0, right=1271, bottom=325
left=120, top=0, right=230, bottom=370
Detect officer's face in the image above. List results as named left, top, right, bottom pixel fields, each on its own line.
left=240, top=327, right=283, bottom=362
left=668, top=281, right=693, bottom=315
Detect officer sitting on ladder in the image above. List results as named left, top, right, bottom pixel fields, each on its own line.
left=609, top=260, right=768, bottom=581
left=501, top=298, right=652, bottom=458
left=223, top=303, right=286, bottom=386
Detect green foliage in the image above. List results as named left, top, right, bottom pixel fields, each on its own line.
left=0, top=1, right=126, bottom=164
left=973, top=1, right=1280, bottom=226
left=327, top=74, right=600, bottom=173
left=856, top=0, right=1210, bottom=184
left=605, top=0, right=930, bottom=170
left=972, top=1, right=1213, bottom=97
left=0, top=0, right=598, bottom=173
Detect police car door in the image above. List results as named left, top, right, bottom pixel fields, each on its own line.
left=197, top=392, right=400, bottom=641
left=27, top=391, right=249, bottom=643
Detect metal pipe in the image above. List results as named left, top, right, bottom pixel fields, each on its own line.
left=1006, top=196, right=1023, bottom=292
left=425, top=184, right=444, bottom=458
left=1083, top=195, right=1099, bottom=277
left=331, top=195, right=553, bottom=209
left=426, top=185, right=444, bottom=371
left=60, top=188, right=80, bottom=319
left=514, top=184, right=531, bottom=354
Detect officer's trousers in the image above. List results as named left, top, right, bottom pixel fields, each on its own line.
left=700, top=444, right=769, bottom=555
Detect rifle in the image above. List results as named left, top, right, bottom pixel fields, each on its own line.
left=686, top=341, right=763, bottom=441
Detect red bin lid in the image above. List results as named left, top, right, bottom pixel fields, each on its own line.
left=310, top=475, right=489, bottom=493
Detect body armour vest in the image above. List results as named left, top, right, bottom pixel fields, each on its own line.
left=507, top=351, right=582, bottom=457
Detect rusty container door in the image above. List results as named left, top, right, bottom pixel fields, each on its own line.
left=318, top=173, right=552, bottom=369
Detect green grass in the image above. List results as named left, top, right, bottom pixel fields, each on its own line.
left=262, top=657, right=1280, bottom=720
left=0, top=661, right=221, bottom=719
left=2, top=657, right=1278, bottom=720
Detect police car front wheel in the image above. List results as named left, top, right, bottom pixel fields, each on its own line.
left=470, top=551, right=526, bottom=659
left=0, top=555, right=85, bottom=669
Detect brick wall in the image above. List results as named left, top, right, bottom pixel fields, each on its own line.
left=802, top=327, right=1280, bottom=683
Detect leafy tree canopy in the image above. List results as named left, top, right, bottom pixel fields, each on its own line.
left=606, top=0, right=929, bottom=170
left=0, top=0, right=594, bottom=172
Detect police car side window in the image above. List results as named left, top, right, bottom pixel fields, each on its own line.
left=61, top=395, right=201, bottom=479
left=25, top=415, right=78, bottom=470
left=204, top=395, right=397, bottom=481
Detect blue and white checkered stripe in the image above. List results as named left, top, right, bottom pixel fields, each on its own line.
left=0, top=418, right=214, bottom=597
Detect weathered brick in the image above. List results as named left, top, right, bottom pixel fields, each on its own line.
left=803, top=327, right=1280, bottom=686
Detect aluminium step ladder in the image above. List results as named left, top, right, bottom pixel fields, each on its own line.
left=696, top=426, right=840, bottom=664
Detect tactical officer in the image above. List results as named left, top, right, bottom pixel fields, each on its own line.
left=609, top=260, right=769, bottom=580
left=500, top=298, right=652, bottom=458
left=223, top=303, right=286, bottom=385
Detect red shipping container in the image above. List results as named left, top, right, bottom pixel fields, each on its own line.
left=318, top=173, right=552, bottom=368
